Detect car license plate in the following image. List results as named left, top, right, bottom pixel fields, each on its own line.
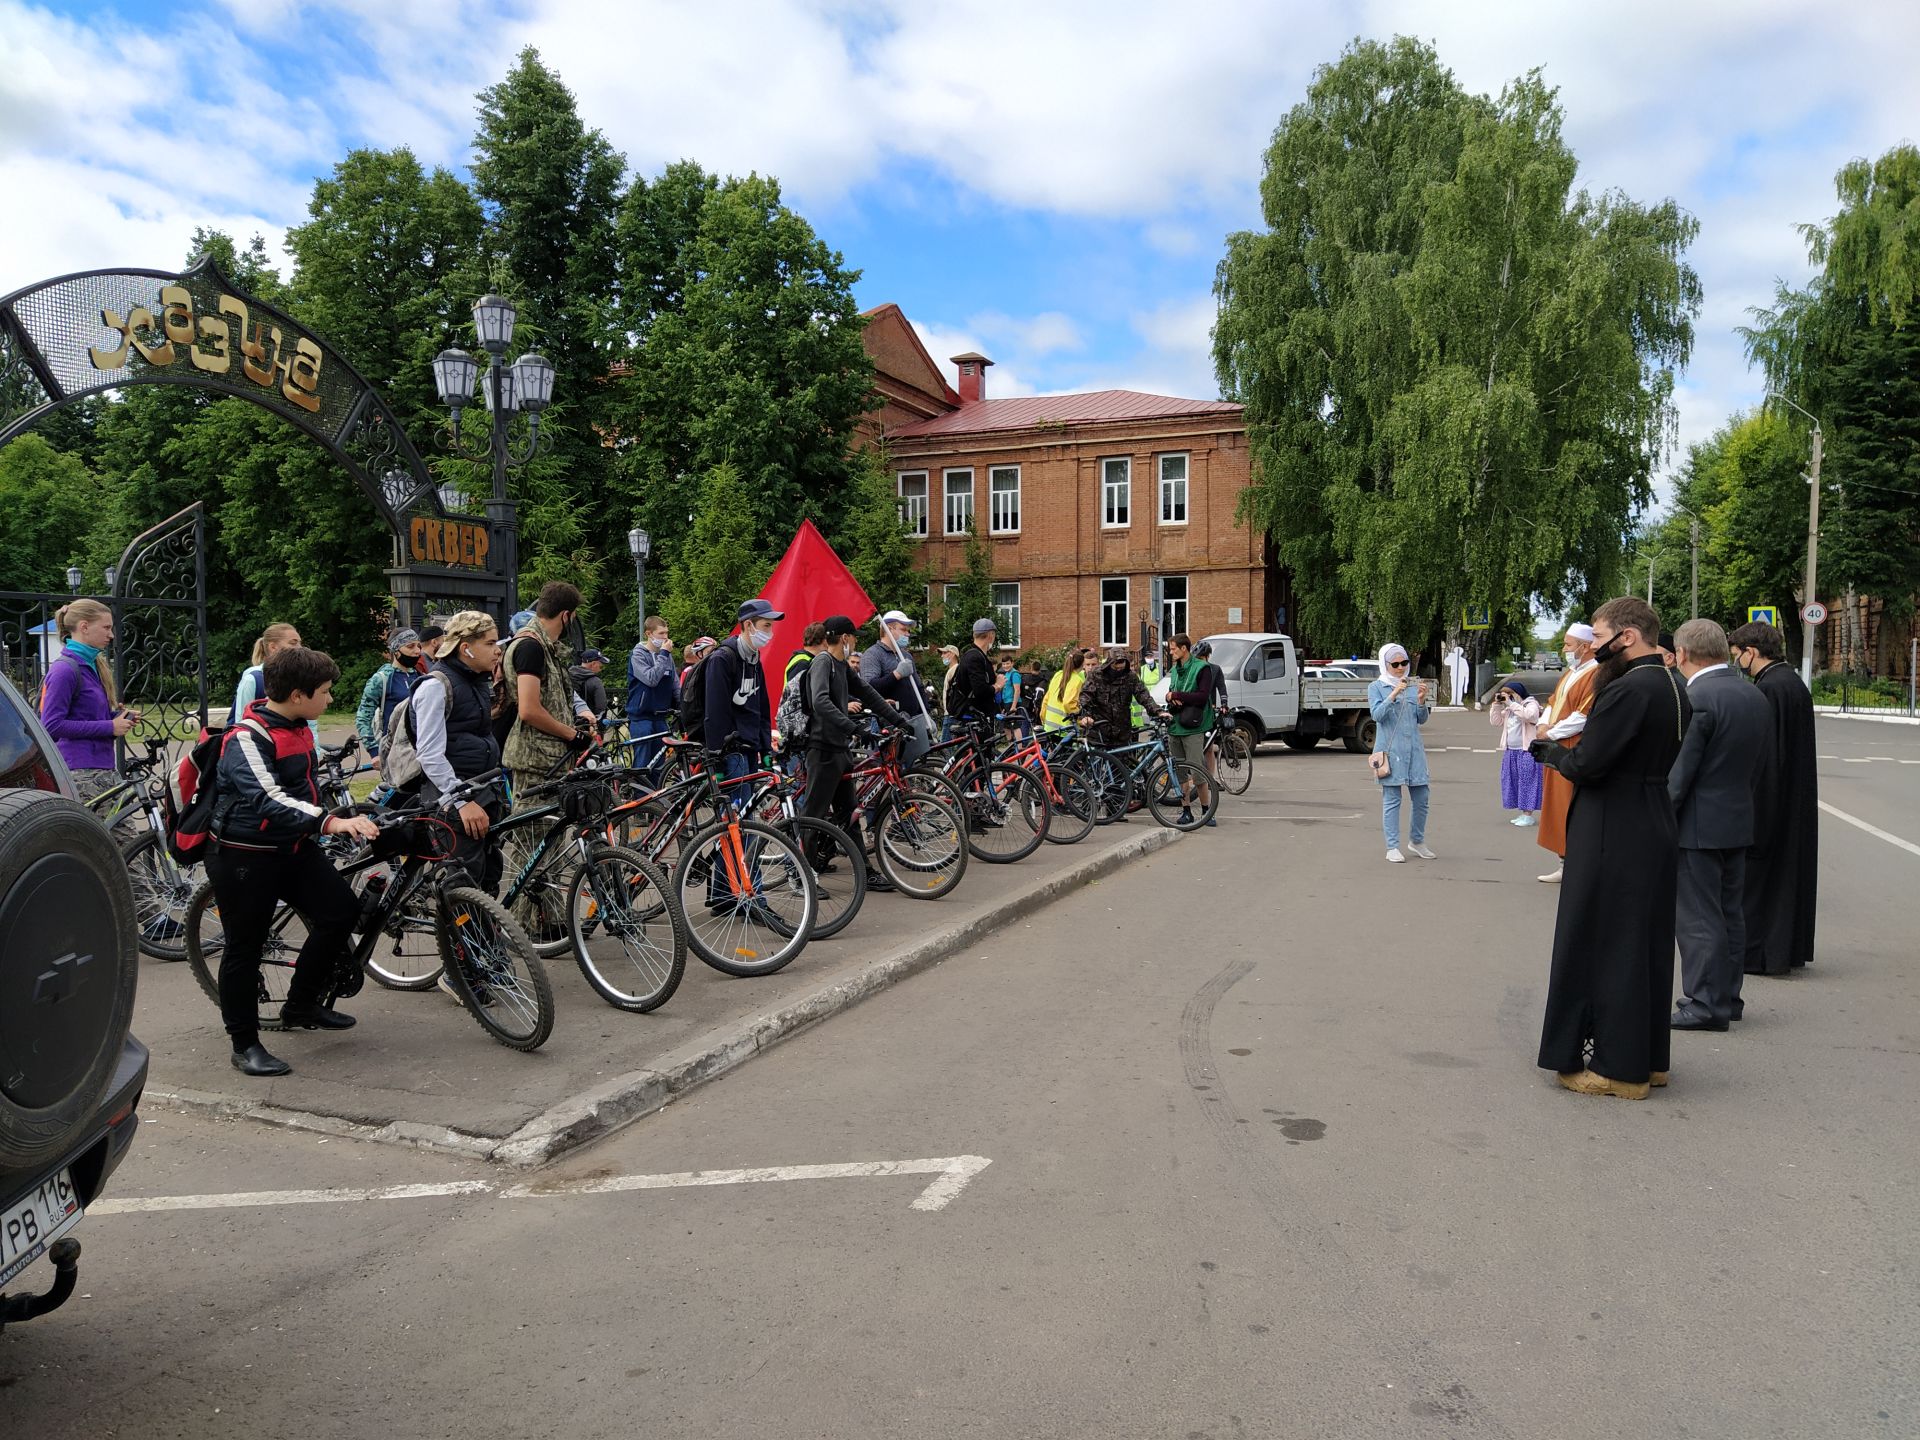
left=0, top=1169, right=82, bottom=1290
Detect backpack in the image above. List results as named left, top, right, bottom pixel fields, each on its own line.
left=378, top=671, right=449, bottom=789
left=775, top=659, right=813, bottom=746
left=167, top=715, right=265, bottom=865
left=676, top=654, right=711, bottom=744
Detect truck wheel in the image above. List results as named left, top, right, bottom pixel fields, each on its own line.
left=1344, top=718, right=1377, bottom=753
left=1282, top=733, right=1320, bottom=752
left=0, top=792, right=140, bottom=1168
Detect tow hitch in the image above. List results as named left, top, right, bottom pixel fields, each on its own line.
left=0, top=1238, right=81, bottom=1331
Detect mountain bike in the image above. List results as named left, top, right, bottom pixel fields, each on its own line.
left=83, top=734, right=194, bottom=960
left=182, top=771, right=556, bottom=1050
left=913, top=719, right=1051, bottom=862
left=843, top=730, right=967, bottom=900
left=1208, top=711, right=1254, bottom=796
left=1070, top=718, right=1218, bottom=831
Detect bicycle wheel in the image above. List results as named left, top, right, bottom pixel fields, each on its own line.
left=501, top=828, right=573, bottom=959
left=122, top=831, right=194, bottom=961
left=954, top=762, right=1050, bottom=863
left=1145, top=759, right=1218, bottom=831
left=1075, top=752, right=1130, bottom=825
left=672, top=817, right=817, bottom=977
left=1215, top=725, right=1254, bottom=796
left=904, top=766, right=970, bottom=832
left=183, top=881, right=302, bottom=1030
left=566, top=844, right=685, bottom=1013
left=872, top=792, right=967, bottom=900
left=435, top=886, right=553, bottom=1050
left=1041, top=763, right=1098, bottom=845
left=362, top=865, right=445, bottom=991
left=775, top=816, right=866, bottom=941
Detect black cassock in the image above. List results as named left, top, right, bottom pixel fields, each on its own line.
left=1534, top=656, right=1692, bottom=1084
left=1744, top=661, right=1818, bottom=973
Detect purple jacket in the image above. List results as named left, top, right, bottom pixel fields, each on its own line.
left=41, top=653, right=118, bottom=770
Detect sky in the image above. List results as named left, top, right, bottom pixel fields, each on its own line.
left=3, top=0, right=1918, bottom=505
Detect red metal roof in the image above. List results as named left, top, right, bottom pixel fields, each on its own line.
left=887, top=389, right=1241, bottom=439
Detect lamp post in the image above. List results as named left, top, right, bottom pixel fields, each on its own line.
left=65, top=566, right=82, bottom=596
left=627, top=527, right=651, bottom=631
left=433, top=294, right=556, bottom=618
left=1766, top=392, right=1823, bottom=687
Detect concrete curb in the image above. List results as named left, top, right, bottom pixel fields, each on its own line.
left=151, top=826, right=1183, bottom=1168
left=1814, top=706, right=1920, bottom=726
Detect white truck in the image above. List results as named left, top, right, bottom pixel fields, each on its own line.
left=1197, top=632, right=1382, bottom=753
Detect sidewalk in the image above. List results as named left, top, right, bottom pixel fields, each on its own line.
left=136, top=820, right=1180, bottom=1167
left=1814, top=705, right=1920, bottom=726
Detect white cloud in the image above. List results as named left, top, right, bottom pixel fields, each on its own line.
left=909, top=320, right=1038, bottom=398
left=968, top=310, right=1084, bottom=358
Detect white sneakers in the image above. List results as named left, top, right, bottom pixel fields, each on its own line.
left=1407, top=843, right=1436, bottom=860
left=1510, top=814, right=1538, bottom=827
left=1538, top=867, right=1562, bottom=883
left=1387, top=844, right=1436, bottom=862
left=1386, top=848, right=1407, bottom=863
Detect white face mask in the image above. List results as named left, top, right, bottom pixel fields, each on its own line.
left=1563, top=650, right=1578, bottom=666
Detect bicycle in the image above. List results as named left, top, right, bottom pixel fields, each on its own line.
left=842, top=730, right=968, bottom=900
left=1208, top=711, right=1254, bottom=797
left=991, top=722, right=1097, bottom=846
left=82, top=734, right=195, bottom=960
left=1071, top=718, right=1219, bottom=831
left=736, top=762, right=869, bottom=941
left=913, top=718, right=1052, bottom=863
left=183, top=771, right=556, bottom=1050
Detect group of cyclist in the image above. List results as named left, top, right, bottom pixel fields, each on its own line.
left=38, top=584, right=1240, bottom=1079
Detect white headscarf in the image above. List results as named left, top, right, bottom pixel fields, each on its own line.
left=1377, top=643, right=1409, bottom=697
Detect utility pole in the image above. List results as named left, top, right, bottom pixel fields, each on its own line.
left=1801, top=425, right=1823, bottom=687
left=1689, top=517, right=1700, bottom=620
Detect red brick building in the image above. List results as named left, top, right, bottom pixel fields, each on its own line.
left=859, top=304, right=1291, bottom=653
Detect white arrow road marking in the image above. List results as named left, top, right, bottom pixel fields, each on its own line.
left=1819, top=801, right=1920, bottom=859
left=88, top=1157, right=992, bottom=1217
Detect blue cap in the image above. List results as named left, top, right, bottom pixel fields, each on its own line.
left=737, top=598, right=785, bottom=622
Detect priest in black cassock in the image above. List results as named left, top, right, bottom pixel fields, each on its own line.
left=1728, top=621, right=1818, bottom=974
left=1530, top=597, right=1692, bottom=1100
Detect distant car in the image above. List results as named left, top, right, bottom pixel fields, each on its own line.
left=1483, top=666, right=1567, bottom=708
left=0, top=671, right=147, bottom=1332
left=1310, top=658, right=1382, bottom=682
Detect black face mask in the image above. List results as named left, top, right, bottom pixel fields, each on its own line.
left=1591, top=633, right=1625, bottom=663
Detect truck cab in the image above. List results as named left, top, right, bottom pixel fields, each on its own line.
left=1200, top=633, right=1380, bottom=753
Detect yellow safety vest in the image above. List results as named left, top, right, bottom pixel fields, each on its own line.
left=1042, top=670, right=1085, bottom=730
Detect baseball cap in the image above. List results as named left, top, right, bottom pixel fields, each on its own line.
left=737, top=598, right=785, bottom=623
left=822, top=614, right=857, bottom=639
left=938, top=643, right=959, bottom=656
left=973, top=617, right=997, bottom=636
left=578, top=648, right=607, bottom=664
left=879, top=609, right=916, bottom=629
left=388, top=627, right=421, bottom=653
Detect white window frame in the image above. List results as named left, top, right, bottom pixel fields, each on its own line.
left=943, top=467, right=975, bottom=535
left=1158, top=453, right=1189, bottom=526
left=1100, top=577, right=1130, bottom=647
left=989, top=465, right=1021, bottom=535
left=1160, top=575, right=1189, bottom=639
left=1100, top=457, right=1131, bottom=529
left=897, top=470, right=928, bottom=537
left=992, top=582, right=1021, bottom=648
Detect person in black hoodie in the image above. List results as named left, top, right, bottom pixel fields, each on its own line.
left=802, top=615, right=911, bottom=885
left=702, top=598, right=781, bottom=792
left=207, top=646, right=381, bottom=1078
left=950, top=617, right=1002, bottom=723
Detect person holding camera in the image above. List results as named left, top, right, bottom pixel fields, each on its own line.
left=1368, top=642, right=1433, bottom=863
left=1490, top=680, right=1544, bottom=826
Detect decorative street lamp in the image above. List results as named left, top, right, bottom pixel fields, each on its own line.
left=628, top=527, right=651, bottom=628
left=104, top=565, right=117, bottom=595
left=65, top=565, right=83, bottom=595
left=433, top=293, right=556, bottom=614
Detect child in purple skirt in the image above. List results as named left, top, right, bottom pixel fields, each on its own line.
left=1490, top=681, right=1543, bottom=827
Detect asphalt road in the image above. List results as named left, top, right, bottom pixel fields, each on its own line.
left=4, top=712, right=1914, bottom=1439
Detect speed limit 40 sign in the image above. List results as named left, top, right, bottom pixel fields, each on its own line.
left=1801, top=601, right=1828, bottom=626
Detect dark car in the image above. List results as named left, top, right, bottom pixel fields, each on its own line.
left=0, top=671, right=147, bottom=1331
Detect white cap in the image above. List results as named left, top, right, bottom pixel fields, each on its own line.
left=1566, top=623, right=1596, bottom=644
left=879, top=610, right=916, bottom=629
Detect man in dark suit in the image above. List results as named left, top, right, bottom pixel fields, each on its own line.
left=1667, top=618, right=1771, bottom=1031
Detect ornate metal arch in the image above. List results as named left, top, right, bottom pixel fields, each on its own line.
left=0, top=256, right=448, bottom=533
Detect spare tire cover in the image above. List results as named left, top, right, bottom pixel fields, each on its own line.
left=0, top=791, right=139, bottom=1167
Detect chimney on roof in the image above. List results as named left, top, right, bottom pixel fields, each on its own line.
left=951, top=351, right=993, bottom=405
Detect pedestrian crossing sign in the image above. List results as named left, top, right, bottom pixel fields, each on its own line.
left=1747, top=605, right=1779, bottom=627
left=1462, top=606, right=1491, bottom=631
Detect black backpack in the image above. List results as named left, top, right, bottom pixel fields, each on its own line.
left=675, top=654, right=711, bottom=744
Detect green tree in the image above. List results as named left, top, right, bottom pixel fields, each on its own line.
left=1214, top=37, right=1699, bottom=657
left=657, top=463, right=768, bottom=641
left=611, top=170, right=875, bottom=577
left=934, top=518, right=995, bottom=651
left=0, top=435, right=107, bottom=591
left=838, top=446, right=925, bottom=614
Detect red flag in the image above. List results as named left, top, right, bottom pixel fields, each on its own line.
left=757, top=520, right=875, bottom=715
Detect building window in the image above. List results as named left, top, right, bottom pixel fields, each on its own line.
left=1158, top=453, right=1188, bottom=525
left=1101, top=577, right=1129, bottom=647
left=989, top=465, right=1020, bottom=534
left=897, top=471, right=928, bottom=537
left=1160, top=575, right=1188, bottom=639
left=991, top=582, right=1021, bottom=647
left=1101, top=457, right=1131, bottom=528
left=944, top=468, right=974, bottom=534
